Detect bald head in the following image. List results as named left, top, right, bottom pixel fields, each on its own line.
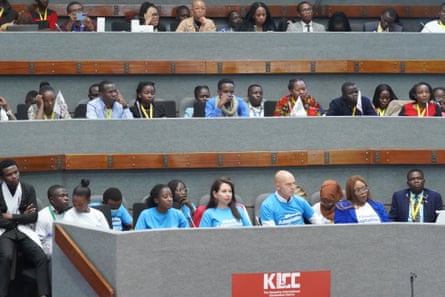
left=274, top=170, right=296, bottom=201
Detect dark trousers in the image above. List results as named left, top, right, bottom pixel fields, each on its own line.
left=0, top=229, right=50, bottom=297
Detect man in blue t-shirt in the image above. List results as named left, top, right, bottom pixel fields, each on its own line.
left=260, top=170, right=322, bottom=226
left=91, top=187, right=133, bottom=231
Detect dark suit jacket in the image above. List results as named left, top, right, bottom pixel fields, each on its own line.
left=0, top=182, right=38, bottom=230
left=363, top=21, right=403, bottom=32
left=389, top=188, right=443, bottom=222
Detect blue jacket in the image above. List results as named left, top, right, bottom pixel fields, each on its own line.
left=389, top=188, right=443, bottom=223
left=334, top=199, right=389, bottom=224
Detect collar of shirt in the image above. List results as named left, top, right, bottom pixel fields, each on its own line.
left=275, top=191, right=293, bottom=203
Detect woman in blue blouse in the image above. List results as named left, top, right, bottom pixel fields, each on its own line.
left=335, top=175, right=389, bottom=224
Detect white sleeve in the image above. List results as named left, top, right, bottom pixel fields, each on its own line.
left=308, top=212, right=324, bottom=225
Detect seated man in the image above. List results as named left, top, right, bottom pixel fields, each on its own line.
left=60, top=1, right=96, bottom=32
left=260, top=170, right=322, bottom=226
left=327, top=82, right=377, bottom=116
left=246, top=84, right=265, bottom=117
left=170, top=5, right=190, bottom=31
left=90, top=187, right=133, bottom=231
left=205, top=78, right=249, bottom=117
left=35, top=185, right=70, bottom=256
left=363, top=7, right=403, bottom=32
left=0, top=159, right=50, bottom=297
left=86, top=80, right=133, bottom=119
left=0, top=0, right=17, bottom=32
left=29, top=0, right=58, bottom=30
left=176, top=0, right=216, bottom=32
left=421, top=2, right=445, bottom=33
left=389, top=169, right=443, bottom=223
left=286, top=1, right=325, bottom=32
left=218, top=10, right=243, bottom=32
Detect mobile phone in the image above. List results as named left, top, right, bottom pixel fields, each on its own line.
left=76, top=12, right=87, bottom=21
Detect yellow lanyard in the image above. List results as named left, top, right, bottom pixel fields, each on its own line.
left=37, top=8, right=48, bottom=20
left=416, top=104, right=426, bottom=117
left=0, top=8, right=4, bottom=18
left=141, top=104, right=153, bottom=119
left=377, top=22, right=388, bottom=32
left=439, top=20, right=445, bottom=30
left=352, top=106, right=356, bottom=116
left=378, top=108, right=386, bottom=116
left=43, top=112, right=55, bottom=120
left=105, top=108, right=112, bottom=119
left=410, top=194, right=423, bottom=222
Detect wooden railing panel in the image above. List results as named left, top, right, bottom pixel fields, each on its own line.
left=112, top=154, right=165, bottom=169
left=4, top=149, right=445, bottom=172
left=54, top=224, right=115, bottom=297
left=65, top=154, right=109, bottom=170
left=12, top=155, right=61, bottom=172
left=1, top=60, right=444, bottom=76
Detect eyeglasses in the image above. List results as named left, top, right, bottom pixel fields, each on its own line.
left=354, top=186, right=368, bottom=194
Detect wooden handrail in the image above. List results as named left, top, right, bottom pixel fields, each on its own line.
left=5, top=149, right=445, bottom=172
left=1, top=60, right=445, bottom=75
left=54, top=224, right=115, bottom=297
left=11, top=4, right=440, bottom=18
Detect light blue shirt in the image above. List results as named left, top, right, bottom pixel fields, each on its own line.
left=199, top=206, right=252, bottom=227
left=86, top=97, right=133, bottom=119
left=135, top=207, right=188, bottom=230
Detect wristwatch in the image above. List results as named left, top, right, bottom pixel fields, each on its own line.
left=6, top=110, right=13, bottom=116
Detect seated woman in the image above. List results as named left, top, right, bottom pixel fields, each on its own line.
left=334, top=175, right=389, bottom=224
left=399, top=82, right=442, bottom=117
left=274, top=78, right=323, bottom=116
left=130, top=81, right=167, bottom=118
left=239, top=2, right=276, bottom=32
left=372, top=83, right=398, bottom=116
left=312, top=180, right=344, bottom=224
left=327, top=11, right=351, bottom=32
left=63, top=179, right=110, bottom=230
left=135, top=184, right=189, bottom=229
left=199, top=177, right=252, bottom=228
left=168, top=179, right=196, bottom=226
left=138, top=1, right=166, bottom=31
left=184, top=85, right=210, bottom=118
left=30, top=85, right=71, bottom=120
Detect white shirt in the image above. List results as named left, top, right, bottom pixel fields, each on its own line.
left=421, top=20, right=445, bottom=33
left=355, top=202, right=381, bottom=224
left=35, top=206, right=66, bottom=255
left=63, top=207, right=110, bottom=230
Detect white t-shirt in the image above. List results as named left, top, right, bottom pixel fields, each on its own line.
left=421, top=20, right=445, bottom=33
left=64, top=207, right=110, bottom=230
left=312, top=202, right=333, bottom=224
left=355, top=202, right=381, bottom=224
left=0, top=108, right=8, bottom=121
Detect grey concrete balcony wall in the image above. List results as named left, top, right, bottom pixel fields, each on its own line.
left=53, top=222, right=445, bottom=297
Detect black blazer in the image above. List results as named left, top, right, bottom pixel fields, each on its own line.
left=0, top=182, right=38, bottom=229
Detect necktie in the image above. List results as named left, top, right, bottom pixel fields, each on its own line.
left=305, top=24, right=311, bottom=32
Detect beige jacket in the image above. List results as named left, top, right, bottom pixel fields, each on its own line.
left=175, top=17, right=216, bottom=32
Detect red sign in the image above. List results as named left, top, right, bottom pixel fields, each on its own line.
left=232, top=270, right=330, bottom=297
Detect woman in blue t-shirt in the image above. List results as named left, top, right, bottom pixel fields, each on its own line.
left=199, top=177, right=251, bottom=228
left=135, top=184, right=188, bottom=230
